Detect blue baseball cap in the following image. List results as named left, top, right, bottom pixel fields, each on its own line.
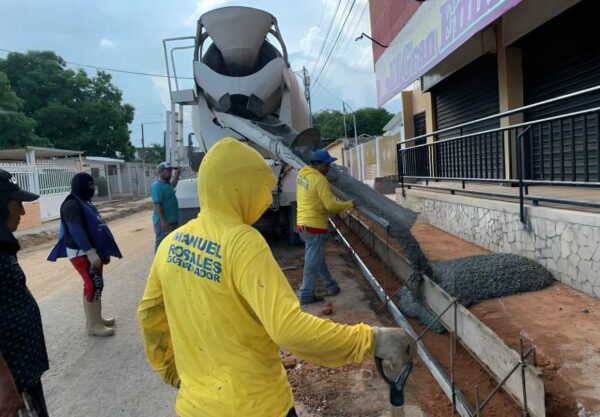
left=309, top=149, right=337, bottom=164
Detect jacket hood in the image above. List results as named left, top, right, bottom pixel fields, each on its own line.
left=198, top=138, right=276, bottom=225
left=71, top=172, right=95, bottom=201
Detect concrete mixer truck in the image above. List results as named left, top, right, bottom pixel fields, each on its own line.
left=162, top=5, right=418, bottom=252
left=162, top=6, right=312, bottom=244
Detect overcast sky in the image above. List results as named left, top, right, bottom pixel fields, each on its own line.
left=0, top=0, right=399, bottom=147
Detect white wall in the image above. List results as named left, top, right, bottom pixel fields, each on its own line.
left=39, top=192, right=69, bottom=221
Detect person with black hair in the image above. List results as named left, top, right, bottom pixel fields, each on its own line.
left=0, top=169, right=50, bottom=417
left=48, top=173, right=122, bottom=337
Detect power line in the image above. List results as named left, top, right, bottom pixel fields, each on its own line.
left=315, top=0, right=368, bottom=93
left=313, top=0, right=357, bottom=85
left=308, top=1, right=328, bottom=59
left=340, top=0, right=369, bottom=56
left=315, top=80, right=344, bottom=103
left=0, top=47, right=193, bottom=80
left=311, top=0, right=343, bottom=74
left=313, top=0, right=357, bottom=86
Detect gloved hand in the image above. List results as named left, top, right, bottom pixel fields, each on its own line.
left=374, top=327, right=416, bottom=373
left=85, top=248, right=102, bottom=270
left=103, top=256, right=111, bottom=265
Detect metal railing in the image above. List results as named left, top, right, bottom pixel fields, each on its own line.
left=397, top=85, right=600, bottom=222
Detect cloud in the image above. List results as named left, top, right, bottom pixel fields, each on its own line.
left=299, top=26, right=322, bottom=59
left=152, top=77, right=172, bottom=109
left=98, top=37, right=115, bottom=48
left=183, top=0, right=228, bottom=27
left=290, top=0, right=376, bottom=110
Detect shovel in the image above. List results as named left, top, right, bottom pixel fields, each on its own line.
left=375, top=358, right=413, bottom=417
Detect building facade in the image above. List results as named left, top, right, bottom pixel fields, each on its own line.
left=369, top=0, right=600, bottom=297
left=372, top=0, right=599, bottom=181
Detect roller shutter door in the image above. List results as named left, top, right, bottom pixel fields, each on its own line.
left=522, top=0, right=600, bottom=182
left=432, top=54, right=502, bottom=178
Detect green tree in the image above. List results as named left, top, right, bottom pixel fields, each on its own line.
left=143, top=143, right=165, bottom=165
left=313, top=109, right=346, bottom=141
left=0, top=51, right=135, bottom=158
left=313, top=107, right=394, bottom=143
left=353, top=107, right=394, bottom=137
left=0, top=71, right=47, bottom=147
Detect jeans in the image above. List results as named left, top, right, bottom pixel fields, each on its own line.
left=154, top=221, right=179, bottom=252
left=298, top=231, right=338, bottom=300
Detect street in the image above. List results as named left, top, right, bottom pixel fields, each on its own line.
left=21, top=211, right=176, bottom=416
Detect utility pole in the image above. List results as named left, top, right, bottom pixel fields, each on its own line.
left=141, top=123, right=146, bottom=162
left=342, top=101, right=358, bottom=146
left=302, top=66, right=313, bottom=127
left=140, top=123, right=147, bottom=195
left=342, top=102, right=348, bottom=139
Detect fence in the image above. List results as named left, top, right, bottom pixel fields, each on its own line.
left=124, top=162, right=152, bottom=195
left=0, top=160, right=79, bottom=221
left=0, top=160, right=78, bottom=195
left=36, top=160, right=78, bottom=195
left=343, top=134, right=401, bottom=182
left=397, top=84, right=600, bottom=222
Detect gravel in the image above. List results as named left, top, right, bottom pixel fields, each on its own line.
left=397, top=254, right=555, bottom=332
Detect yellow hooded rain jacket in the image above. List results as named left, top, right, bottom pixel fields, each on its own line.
left=138, top=138, right=374, bottom=417
left=296, top=166, right=353, bottom=231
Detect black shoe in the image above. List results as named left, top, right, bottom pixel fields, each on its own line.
left=299, top=294, right=325, bottom=305
left=325, top=286, right=340, bottom=296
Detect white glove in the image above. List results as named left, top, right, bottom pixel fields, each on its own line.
left=85, top=248, right=102, bottom=270
left=374, top=327, right=416, bottom=373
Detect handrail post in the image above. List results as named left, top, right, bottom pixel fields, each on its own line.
left=398, top=147, right=405, bottom=198
left=517, top=126, right=531, bottom=224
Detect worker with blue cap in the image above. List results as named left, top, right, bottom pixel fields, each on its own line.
left=151, top=162, right=181, bottom=251
left=295, top=148, right=353, bottom=304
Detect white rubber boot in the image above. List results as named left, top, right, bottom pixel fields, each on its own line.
left=99, top=299, right=115, bottom=327
left=84, top=301, right=115, bottom=337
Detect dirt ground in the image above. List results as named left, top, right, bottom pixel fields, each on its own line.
left=473, top=285, right=600, bottom=416
left=272, top=237, right=430, bottom=417
left=410, top=222, right=490, bottom=262
left=346, top=212, right=600, bottom=417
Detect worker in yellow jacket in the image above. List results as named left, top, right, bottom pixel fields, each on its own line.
left=138, top=138, right=414, bottom=417
left=295, top=149, right=352, bottom=304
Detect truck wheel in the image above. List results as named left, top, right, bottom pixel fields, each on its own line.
left=287, top=202, right=302, bottom=246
